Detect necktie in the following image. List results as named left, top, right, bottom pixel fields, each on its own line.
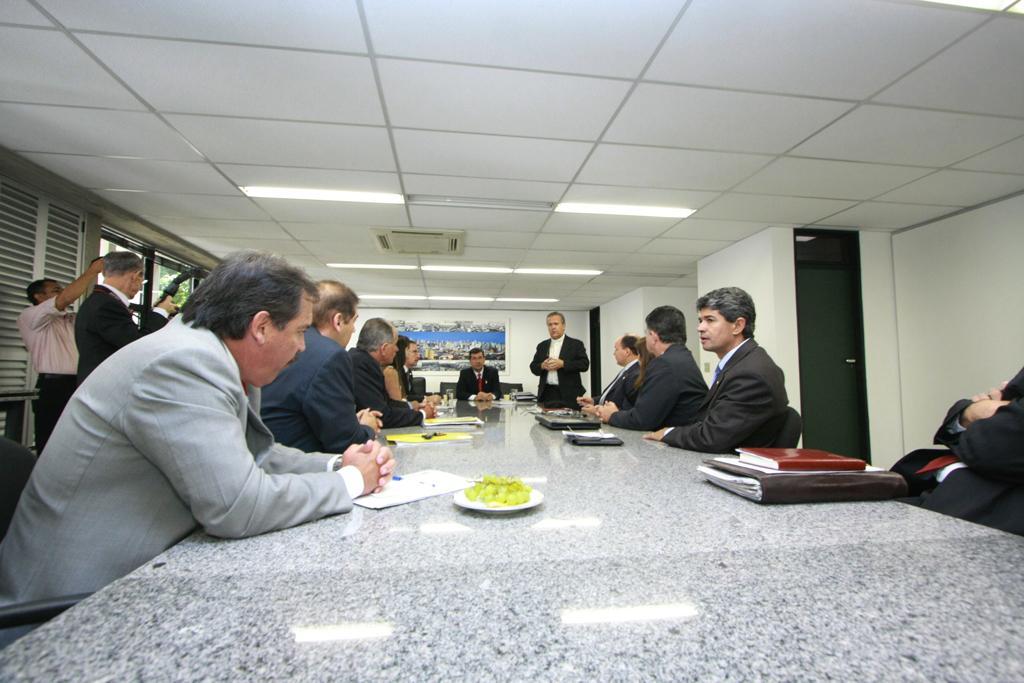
left=915, top=454, right=959, bottom=475
left=477, top=372, right=484, bottom=393
left=599, top=368, right=625, bottom=404
left=712, top=364, right=722, bottom=385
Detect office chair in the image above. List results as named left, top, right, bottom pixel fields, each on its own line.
left=411, top=376, right=427, bottom=398
left=439, top=382, right=458, bottom=396
left=770, top=407, right=803, bottom=448
left=500, top=382, right=524, bottom=395
left=0, top=437, right=89, bottom=649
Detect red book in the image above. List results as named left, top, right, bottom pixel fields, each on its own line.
left=736, top=448, right=867, bottom=471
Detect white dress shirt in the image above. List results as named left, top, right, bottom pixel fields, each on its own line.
left=547, top=335, right=564, bottom=385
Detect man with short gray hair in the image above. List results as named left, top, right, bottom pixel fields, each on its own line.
left=644, top=287, right=791, bottom=453
left=351, top=318, right=435, bottom=427
left=74, top=251, right=177, bottom=383
left=0, top=252, right=395, bottom=605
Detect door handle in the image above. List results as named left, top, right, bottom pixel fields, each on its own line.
left=845, top=359, right=857, bottom=364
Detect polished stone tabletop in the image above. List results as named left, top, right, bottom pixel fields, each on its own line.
left=2, top=404, right=1022, bottom=681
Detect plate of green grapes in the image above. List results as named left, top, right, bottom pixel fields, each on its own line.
left=454, top=474, right=544, bottom=513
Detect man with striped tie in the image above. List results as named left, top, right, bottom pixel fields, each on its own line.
left=578, top=334, right=640, bottom=416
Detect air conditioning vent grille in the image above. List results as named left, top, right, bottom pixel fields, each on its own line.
left=373, top=229, right=465, bottom=255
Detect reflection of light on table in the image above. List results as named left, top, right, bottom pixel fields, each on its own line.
left=520, top=477, right=548, bottom=484
left=532, top=517, right=601, bottom=531
left=419, top=521, right=473, bottom=535
left=387, top=525, right=415, bottom=534
left=292, top=622, right=394, bottom=642
left=561, top=602, right=698, bottom=625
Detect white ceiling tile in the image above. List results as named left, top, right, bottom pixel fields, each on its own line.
left=379, top=59, right=628, bottom=139
left=282, top=224, right=382, bottom=245
left=874, top=170, right=1024, bottom=207
left=402, top=174, right=566, bottom=202
left=79, top=35, right=383, bottom=123
left=735, top=157, right=933, bottom=200
left=167, top=115, right=395, bottom=169
left=647, top=0, right=983, bottom=98
left=22, top=154, right=238, bottom=194
left=0, top=0, right=50, bottom=24
left=637, top=238, right=731, bottom=257
left=464, top=231, right=537, bottom=249
left=364, top=0, right=680, bottom=77
left=607, top=84, right=853, bottom=153
left=792, top=105, right=1024, bottom=167
left=100, top=191, right=269, bottom=219
left=543, top=213, right=677, bottom=238
left=217, top=165, right=400, bottom=193
left=517, top=250, right=624, bottom=267
left=615, top=253, right=700, bottom=269
left=590, top=274, right=679, bottom=287
left=0, top=104, right=199, bottom=159
left=530, top=233, right=639, bottom=253
left=393, top=129, right=592, bottom=181
left=409, top=206, right=548, bottom=232
left=696, top=193, right=856, bottom=223
left=578, top=144, right=772, bottom=191
left=421, top=269, right=512, bottom=281
left=252, top=198, right=410, bottom=225
left=954, top=136, right=1024, bottom=175
left=461, top=247, right=527, bottom=262
left=562, top=184, right=720, bottom=209
left=662, top=218, right=774, bottom=240
left=875, top=17, right=1024, bottom=118
left=819, top=202, right=960, bottom=230
left=187, top=236, right=307, bottom=256
left=149, top=218, right=288, bottom=239
left=0, top=27, right=141, bottom=108
left=50, top=0, right=366, bottom=51
left=605, top=261, right=698, bottom=276
left=426, top=284, right=505, bottom=296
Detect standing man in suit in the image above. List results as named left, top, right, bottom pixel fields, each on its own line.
left=644, top=288, right=790, bottom=452
left=0, top=252, right=395, bottom=605
left=74, top=251, right=176, bottom=384
left=261, top=280, right=381, bottom=453
left=530, top=312, right=589, bottom=408
left=351, top=318, right=436, bottom=428
left=456, top=348, right=501, bottom=401
left=17, top=257, right=104, bottom=454
left=578, top=334, right=640, bottom=416
left=597, top=306, right=705, bottom=431
left=891, top=366, right=1023, bottom=535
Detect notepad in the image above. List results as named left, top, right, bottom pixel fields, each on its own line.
left=386, top=431, right=474, bottom=447
left=354, top=469, right=471, bottom=509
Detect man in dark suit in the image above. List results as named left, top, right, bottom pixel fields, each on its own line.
left=457, top=348, right=501, bottom=401
left=597, top=306, right=706, bottom=431
left=579, top=334, right=640, bottom=416
left=645, top=288, right=790, bottom=452
left=351, top=318, right=435, bottom=428
left=74, top=251, right=176, bottom=383
left=261, top=280, right=381, bottom=453
left=891, top=366, right=1023, bottom=535
left=529, top=311, right=589, bottom=408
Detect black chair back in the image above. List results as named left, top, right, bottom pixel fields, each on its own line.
left=500, top=382, right=524, bottom=394
left=0, top=436, right=35, bottom=543
left=770, top=407, right=802, bottom=448
left=411, top=376, right=426, bottom=397
left=439, top=382, right=458, bottom=396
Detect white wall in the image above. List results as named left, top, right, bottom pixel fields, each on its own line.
left=893, top=193, right=1024, bottom=452
left=859, top=231, right=904, bottom=469
left=597, top=287, right=698, bottom=390
left=354, top=307, right=591, bottom=394
left=697, top=227, right=801, bottom=411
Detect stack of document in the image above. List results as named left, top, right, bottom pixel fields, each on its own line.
left=562, top=430, right=623, bottom=446
left=423, top=416, right=484, bottom=428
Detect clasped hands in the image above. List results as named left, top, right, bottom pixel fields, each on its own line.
left=540, top=357, right=564, bottom=371
left=342, top=439, right=395, bottom=496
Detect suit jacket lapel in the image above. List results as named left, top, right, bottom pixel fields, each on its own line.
left=703, top=340, right=759, bottom=409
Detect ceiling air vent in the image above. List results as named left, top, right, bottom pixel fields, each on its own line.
left=372, top=229, right=465, bottom=255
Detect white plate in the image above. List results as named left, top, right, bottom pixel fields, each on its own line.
left=453, top=488, right=544, bottom=513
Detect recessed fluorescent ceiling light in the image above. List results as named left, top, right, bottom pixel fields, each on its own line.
left=428, top=296, right=495, bottom=302
left=326, top=263, right=417, bottom=270
left=240, top=186, right=404, bottom=204
left=514, top=268, right=603, bottom=276
left=407, top=194, right=554, bottom=211
left=421, top=265, right=514, bottom=274
left=359, top=294, right=427, bottom=300
left=495, top=297, right=559, bottom=303
left=555, top=202, right=695, bottom=219
left=917, top=0, right=1016, bottom=8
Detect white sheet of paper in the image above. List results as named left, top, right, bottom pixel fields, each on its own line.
left=354, top=469, right=471, bottom=510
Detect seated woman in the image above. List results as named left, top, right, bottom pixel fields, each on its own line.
left=384, top=336, right=442, bottom=409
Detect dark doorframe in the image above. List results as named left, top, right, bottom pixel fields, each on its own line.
left=794, top=229, right=871, bottom=461
left=589, top=307, right=601, bottom=397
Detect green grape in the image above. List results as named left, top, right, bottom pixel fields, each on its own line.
left=463, top=474, right=533, bottom=507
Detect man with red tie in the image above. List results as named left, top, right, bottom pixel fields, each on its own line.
left=892, top=366, right=1023, bottom=535
left=456, top=348, right=501, bottom=401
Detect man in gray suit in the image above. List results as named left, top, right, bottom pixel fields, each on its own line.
left=0, top=252, right=395, bottom=605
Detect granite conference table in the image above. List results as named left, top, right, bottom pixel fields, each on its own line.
left=3, top=404, right=1023, bottom=681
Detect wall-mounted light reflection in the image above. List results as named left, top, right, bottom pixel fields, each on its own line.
left=531, top=517, right=601, bottom=531
left=561, top=602, right=698, bottom=625
left=292, top=622, right=394, bottom=643
left=419, top=522, right=473, bottom=535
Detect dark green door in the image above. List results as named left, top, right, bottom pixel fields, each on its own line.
left=794, top=231, right=870, bottom=462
